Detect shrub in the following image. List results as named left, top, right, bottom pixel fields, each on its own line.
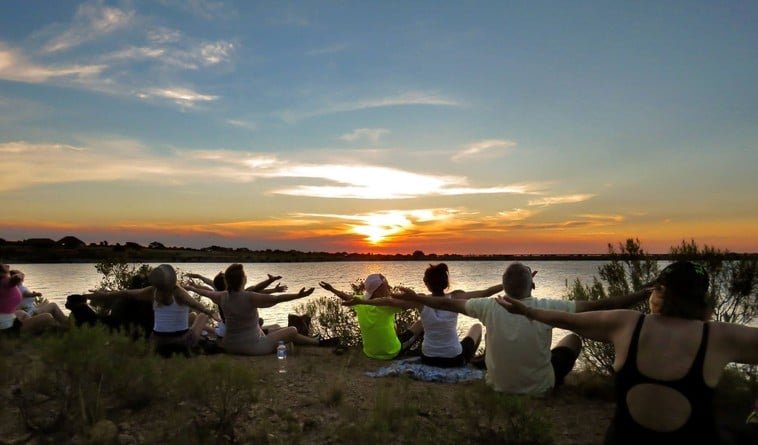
left=15, top=325, right=158, bottom=435
left=565, top=238, right=657, bottom=374
left=173, top=356, right=260, bottom=440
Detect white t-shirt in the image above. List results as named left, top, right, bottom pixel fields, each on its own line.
left=465, top=296, right=576, bottom=395
left=420, top=294, right=462, bottom=358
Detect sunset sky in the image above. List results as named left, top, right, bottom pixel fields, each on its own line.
left=1, top=1, right=756, bottom=254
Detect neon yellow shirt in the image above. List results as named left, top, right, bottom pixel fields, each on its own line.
left=353, top=295, right=402, bottom=360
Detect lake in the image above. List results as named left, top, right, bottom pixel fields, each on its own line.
left=13, top=260, right=611, bottom=345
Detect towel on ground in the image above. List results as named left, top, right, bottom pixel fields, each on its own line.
left=366, top=357, right=484, bottom=383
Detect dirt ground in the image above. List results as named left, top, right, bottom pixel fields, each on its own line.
left=1, top=342, right=618, bottom=445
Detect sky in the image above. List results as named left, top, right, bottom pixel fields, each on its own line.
left=0, top=1, right=756, bottom=255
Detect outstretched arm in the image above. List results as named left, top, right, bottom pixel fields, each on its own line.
left=90, top=286, right=154, bottom=301
left=256, top=283, right=288, bottom=294
left=246, top=274, right=282, bottom=292
left=247, top=287, right=315, bottom=308
left=319, top=281, right=354, bottom=302
left=186, top=273, right=215, bottom=288
left=184, top=284, right=225, bottom=305
left=174, top=286, right=217, bottom=320
left=451, top=283, right=503, bottom=300
left=395, top=292, right=467, bottom=315
left=575, top=288, right=651, bottom=313
left=344, top=296, right=420, bottom=310
left=495, top=296, right=636, bottom=343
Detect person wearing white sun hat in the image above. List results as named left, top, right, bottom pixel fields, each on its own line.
left=320, top=273, right=423, bottom=360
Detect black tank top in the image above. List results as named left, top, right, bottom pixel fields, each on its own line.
left=604, top=314, right=717, bottom=444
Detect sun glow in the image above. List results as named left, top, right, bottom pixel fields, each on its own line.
left=349, top=213, right=414, bottom=245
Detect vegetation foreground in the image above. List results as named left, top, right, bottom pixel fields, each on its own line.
left=0, top=325, right=755, bottom=445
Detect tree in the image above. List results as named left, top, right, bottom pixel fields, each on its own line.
left=565, top=238, right=658, bottom=375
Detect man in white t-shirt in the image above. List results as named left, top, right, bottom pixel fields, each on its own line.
left=397, top=262, right=649, bottom=396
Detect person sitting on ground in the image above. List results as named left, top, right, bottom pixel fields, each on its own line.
left=496, top=261, right=758, bottom=444
left=11, top=269, right=68, bottom=325
left=185, top=263, right=337, bottom=356
left=378, top=263, right=502, bottom=368
left=0, top=265, right=60, bottom=335
left=396, top=262, right=650, bottom=395
left=186, top=271, right=289, bottom=337
left=65, top=294, right=99, bottom=326
left=320, top=274, right=425, bottom=360
left=91, top=264, right=217, bottom=356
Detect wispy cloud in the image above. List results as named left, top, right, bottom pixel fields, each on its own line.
left=42, top=2, right=135, bottom=53
left=338, top=128, right=389, bottom=144
left=528, top=194, right=595, bottom=207
left=225, top=119, right=258, bottom=131
left=147, top=27, right=182, bottom=44
left=0, top=43, right=105, bottom=83
left=278, top=91, right=461, bottom=123
left=136, top=87, right=218, bottom=107
left=306, top=43, right=348, bottom=56
left=98, top=46, right=166, bottom=62
left=452, top=139, right=517, bottom=161
left=266, top=164, right=535, bottom=199
left=497, top=208, right=535, bottom=221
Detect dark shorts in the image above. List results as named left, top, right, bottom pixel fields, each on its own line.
left=551, top=345, right=578, bottom=387
left=151, top=329, right=198, bottom=350
left=0, top=319, right=22, bottom=337
left=421, top=337, right=477, bottom=368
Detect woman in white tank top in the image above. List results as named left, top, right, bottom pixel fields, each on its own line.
left=91, top=264, right=216, bottom=355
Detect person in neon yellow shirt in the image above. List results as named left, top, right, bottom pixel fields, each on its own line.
left=320, top=274, right=423, bottom=360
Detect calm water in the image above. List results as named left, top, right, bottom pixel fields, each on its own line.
left=14, top=261, right=608, bottom=345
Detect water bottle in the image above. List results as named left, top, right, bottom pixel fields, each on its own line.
left=276, top=341, right=287, bottom=373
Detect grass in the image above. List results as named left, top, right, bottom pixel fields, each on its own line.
left=0, top=327, right=754, bottom=445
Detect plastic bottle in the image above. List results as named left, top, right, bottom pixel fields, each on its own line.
left=276, top=340, right=287, bottom=373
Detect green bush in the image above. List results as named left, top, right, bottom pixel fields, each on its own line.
left=173, top=356, right=260, bottom=440
left=16, top=325, right=159, bottom=435
left=565, top=239, right=657, bottom=374
left=566, top=238, right=757, bottom=376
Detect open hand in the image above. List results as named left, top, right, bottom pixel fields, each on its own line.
left=495, top=296, right=529, bottom=316
left=319, top=281, right=335, bottom=292
left=298, top=287, right=315, bottom=298
left=273, top=283, right=288, bottom=293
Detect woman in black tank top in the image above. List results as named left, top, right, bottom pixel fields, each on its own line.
left=495, top=261, right=758, bottom=445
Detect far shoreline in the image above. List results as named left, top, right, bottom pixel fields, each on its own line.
left=3, top=238, right=757, bottom=264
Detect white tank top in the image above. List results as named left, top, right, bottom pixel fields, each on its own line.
left=420, top=293, right=462, bottom=358
left=152, top=292, right=189, bottom=333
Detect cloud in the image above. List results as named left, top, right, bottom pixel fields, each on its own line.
left=98, top=46, right=166, bottom=62
left=147, top=27, right=183, bottom=44
left=278, top=91, right=461, bottom=123
left=43, top=2, right=135, bottom=53
left=226, top=119, right=258, bottom=131
left=136, top=87, right=218, bottom=107
left=266, top=164, right=535, bottom=199
left=452, top=139, right=516, bottom=161
left=306, top=43, right=348, bottom=56
left=528, top=194, right=595, bottom=207
left=0, top=43, right=106, bottom=83
left=338, top=128, right=389, bottom=144
left=0, top=139, right=537, bottom=203
left=497, top=208, right=535, bottom=221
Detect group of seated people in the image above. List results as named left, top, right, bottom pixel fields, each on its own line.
left=1, top=260, right=757, bottom=443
